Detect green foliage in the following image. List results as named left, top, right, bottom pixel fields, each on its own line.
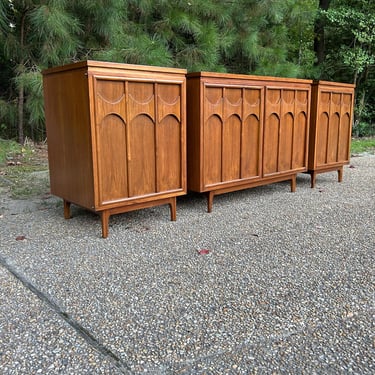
left=0, top=0, right=374, bottom=141
left=322, top=1, right=375, bottom=80
left=351, top=138, right=375, bottom=155
left=0, top=138, right=49, bottom=199
left=219, top=0, right=317, bottom=77
left=318, top=0, right=375, bottom=136
left=0, top=138, right=29, bottom=165
left=1, top=0, right=84, bottom=142
left=29, top=3, right=81, bottom=66
left=14, top=68, right=45, bottom=140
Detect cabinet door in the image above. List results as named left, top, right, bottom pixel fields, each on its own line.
left=94, top=78, right=128, bottom=205
left=315, top=90, right=354, bottom=167
left=242, top=87, right=263, bottom=179
left=155, top=83, right=184, bottom=192
left=127, top=81, right=184, bottom=195
left=127, top=81, right=157, bottom=197
left=263, top=88, right=309, bottom=176
left=203, top=85, right=262, bottom=187
left=94, top=78, right=184, bottom=205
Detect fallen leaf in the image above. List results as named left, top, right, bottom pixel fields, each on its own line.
left=349, top=164, right=355, bottom=169
left=197, top=249, right=210, bottom=255
left=16, top=235, right=26, bottom=241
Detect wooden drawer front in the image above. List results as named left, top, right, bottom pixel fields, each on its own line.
left=203, top=85, right=263, bottom=187
left=263, top=88, right=309, bottom=176
left=94, top=78, right=184, bottom=205
left=315, top=90, right=354, bottom=167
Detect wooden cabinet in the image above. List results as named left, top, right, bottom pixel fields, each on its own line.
left=187, top=72, right=312, bottom=212
left=308, top=80, right=355, bottom=187
left=43, top=60, right=186, bottom=237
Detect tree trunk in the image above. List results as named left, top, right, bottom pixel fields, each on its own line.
left=17, top=10, right=27, bottom=144
left=17, top=80, right=24, bottom=144
left=314, top=0, right=331, bottom=66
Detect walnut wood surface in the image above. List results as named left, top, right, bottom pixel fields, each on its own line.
left=43, top=61, right=187, bottom=237
left=187, top=72, right=312, bottom=211
left=308, top=80, right=355, bottom=187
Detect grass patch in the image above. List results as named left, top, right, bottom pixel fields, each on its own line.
left=351, top=137, right=375, bottom=155
left=0, top=138, right=37, bottom=166
left=0, top=138, right=49, bottom=199
left=6, top=169, right=50, bottom=199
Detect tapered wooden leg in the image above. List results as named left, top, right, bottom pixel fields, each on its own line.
left=101, top=210, right=110, bottom=239
left=169, top=197, right=176, bottom=221
left=207, top=191, right=214, bottom=213
left=63, top=200, right=71, bottom=219
left=338, top=167, right=343, bottom=183
left=291, top=175, right=297, bottom=192
left=310, top=171, right=317, bottom=188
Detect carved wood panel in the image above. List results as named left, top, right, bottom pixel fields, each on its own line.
left=203, top=85, right=263, bottom=186
left=264, top=88, right=309, bottom=176
left=95, top=78, right=183, bottom=204
left=315, top=90, right=354, bottom=167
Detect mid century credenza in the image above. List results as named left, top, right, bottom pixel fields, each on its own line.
left=186, top=72, right=312, bottom=212
left=43, top=60, right=187, bottom=237
left=308, top=80, right=355, bottom=187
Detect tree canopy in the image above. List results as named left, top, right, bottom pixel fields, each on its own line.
left=0, top=0, right=373, bottom=142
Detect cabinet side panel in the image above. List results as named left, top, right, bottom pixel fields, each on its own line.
left=186, top=78, right=202, bottom=191
left=43, top=69, right=94, bottom=208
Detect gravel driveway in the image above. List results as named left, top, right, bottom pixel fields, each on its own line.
left=0, top=155, right=374, bottom=374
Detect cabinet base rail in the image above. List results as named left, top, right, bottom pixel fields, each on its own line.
left=63, top=197, right=177, bottom=238
left=307, top=166, right=344, bottom=188
left=205, top=174, right=297, bottom=213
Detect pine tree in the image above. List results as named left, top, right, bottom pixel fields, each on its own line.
left=118, top=0, right=231, bottom=70
left=2, top=0, right=370, bottom=141
left=1, top=0, right=81, bottom=142
left=217, top=0, right=317, bottom=77
left=320, top=0, right=375, bottom=135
